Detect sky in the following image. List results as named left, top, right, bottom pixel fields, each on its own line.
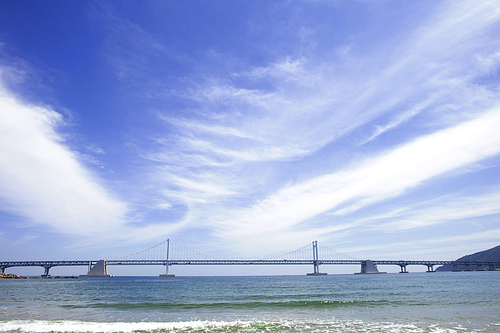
left=1, top=0, right=500, bottom=276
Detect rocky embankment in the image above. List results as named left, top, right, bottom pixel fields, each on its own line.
left=0, top=272, right=23, bottom=279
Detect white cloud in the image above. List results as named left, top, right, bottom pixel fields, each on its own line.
left=3, top=0, right=500, bottom=260
left=341, top=228, right=500, bottom=260
left=212, top=107, right=500, bottom=252
left=375, top=191, right=500, bottom=231
left=154, top=1, right=500, bottom=178
left=0, top=78, right=128, bottom=237
left=0, top=77, right=189, bottom=247
left=245, top=57, right=310, bottom=84
left=360, top=98, right=435, bottom=145
left=163, top=173, right=237, bottom=198
left=85, top=144, right=105, bottom=155
left=128, top=1, right=500, bottom=257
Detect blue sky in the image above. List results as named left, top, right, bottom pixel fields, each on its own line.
left=1, top=0, right=500, bottom=275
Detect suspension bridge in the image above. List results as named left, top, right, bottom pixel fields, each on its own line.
left=1, top=240, right=499, bottom=277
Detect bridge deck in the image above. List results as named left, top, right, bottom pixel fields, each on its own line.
left=1, top=259, right=487, bottom=268
left=2, top=259, right=499, bottom=276
left=106, top=259, right=458, bottom=266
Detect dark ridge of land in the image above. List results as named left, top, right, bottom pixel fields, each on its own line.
left=436, top=245, right=500, bottom=271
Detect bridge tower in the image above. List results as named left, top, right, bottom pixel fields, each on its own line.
left=160, top=239, right=175, bottom=277
left=307, top=241, right=327, bottom=276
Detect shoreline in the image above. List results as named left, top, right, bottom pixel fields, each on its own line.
left=0, top=273, right=23, bottom=279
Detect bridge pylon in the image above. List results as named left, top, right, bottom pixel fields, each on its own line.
left=307, top=241, right=327, bottom=276
left=160, top=239, right=175, bottom=277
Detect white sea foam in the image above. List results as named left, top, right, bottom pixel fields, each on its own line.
left=0, top=320, right=227, bottom=333
left=0, top=320, right=472, bottom=333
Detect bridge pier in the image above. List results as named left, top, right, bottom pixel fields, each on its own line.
left=426, top=264, right=435, bottom=272
left=399, top=265, right=408, bottom=273
left=356, top=260, right=386, bottom=274
left=42, top=266, right=52, bottom=277
left=0, top=266, right=5, bottom=273
left=490, top=262, right=500, bottom=271
left=307, top=261, right=327, bottom=275
left=81, top=260, right=110, bottom=277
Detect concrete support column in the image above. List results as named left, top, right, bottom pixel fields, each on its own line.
left=426, top=265, right=434, bottom=272
left=399, top=265, right=408, bottom=273
left=42, top=266, right=51, bottom=277
left=0, top=267, right=5, bottom=273
left=356, top=260, right=385, bottom=274
left=84, top=260, right=109, bottom=277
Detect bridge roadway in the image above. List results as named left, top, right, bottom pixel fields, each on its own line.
left=106, top=259, right=454, bottom=267
left=2, top=259, right=499, bottom=276
left=0, top=260, right=96, bottom=276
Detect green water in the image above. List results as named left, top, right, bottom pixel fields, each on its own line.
left=1, top=272, right=499, bottom=332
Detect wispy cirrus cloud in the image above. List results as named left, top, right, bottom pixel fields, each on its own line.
left=374, top=191, right=500, bottom=231
left=153, top=1, right=500, bottom=174
left=140, top=1, right=499, bottom=212
left=342, top=228, right=500, bottom=260
left=359, top=100, right=433, bottom=145
left=209, top=106, right=500, bottom=255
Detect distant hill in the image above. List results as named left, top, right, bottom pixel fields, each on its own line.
left=436, top=245, right=500, bottom=271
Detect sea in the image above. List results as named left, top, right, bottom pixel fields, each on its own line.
left=1, top=272, right=499, bottom=333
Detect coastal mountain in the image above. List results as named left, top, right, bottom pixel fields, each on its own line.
left=436, top=245, right=500, bottom=271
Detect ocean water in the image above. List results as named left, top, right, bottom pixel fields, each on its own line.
left=1, top=272, right=499, bottom=332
